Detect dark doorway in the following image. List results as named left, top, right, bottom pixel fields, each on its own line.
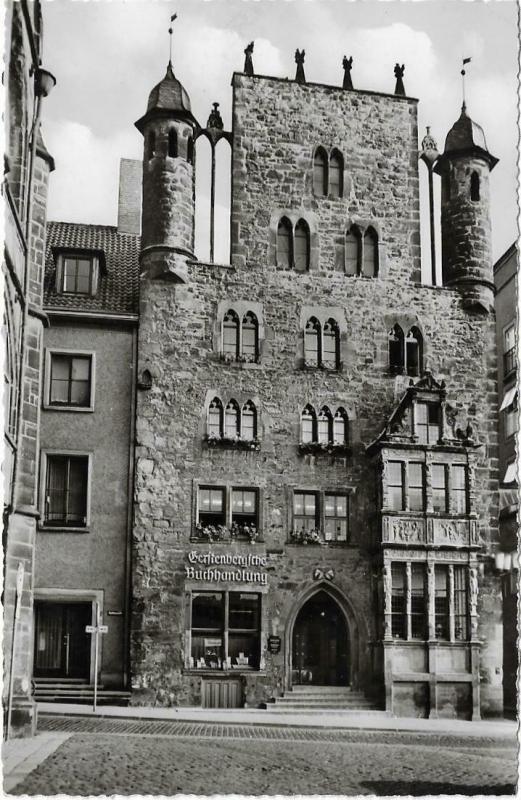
left=34, top=602, right=92, bottom=679
left=292, top=590, right=349, bottom=685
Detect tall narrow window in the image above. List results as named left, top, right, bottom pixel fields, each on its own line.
left=241, top=401, right=257, bottom=441
left=44, top=455, right=88, bottom=528
left=304, top=318, right=320, bottom=367
left=388, top=461, right=404, bottom=511
left=277, top=218, right=292, bottom=269
left=294, top=220, right=310, bottom=272
left=317, top=406, right=332, bottom=444
left=431, top=464, right=448, bottom=513
left=329, top=150, right=343, bottom=197
left=391, top=563, right=406, bottom=639
left=168, top=128, right=178, bottom=158
left=301, top=405, right=316, bottom=443
left=207, top=397, right=223, bottom=438
left=241, top=312, right=258, bottom=361
left=388, top=325, right=404, bottom=374
left=322, top=318, right=340, bottom=369
left=434, top=566, right=449, bottom=640
left=503, top=324, right=516, bottom=376
left=470, top=171, right=480, bottom=201
left=333, top=408, right=348, bottom=444
left=453, top=566, right=468, bottom=641
left=222, top=310, right=240, bottom=359
left=410, top=564, right=426, bottom=639
left=452, top=465, right=468, bottom=514
left=187, top=135, right=194, bottom=164
left=231, top=489, right=257, bottom=527
left=198, top=487, right=225, bottom=527
left=294, top=492, right=318, bottom=531
left=415, top=402, right=440, bottom=444
left=324, top=494, right=348, bottom=542
left=147, top=131, right=156, bottom=160
left=345, top=227, right=361, bottom=276
left=313, top=147, right=327, bottom=196
left=362, top=228, right=378, bottom=277
left=225, top=400, right=240, bottom=438
left=408, top=462, right=424, bottom=511
left=405, top=327, right=422, bottom=377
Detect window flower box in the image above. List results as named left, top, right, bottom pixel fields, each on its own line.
left=205, top=433, right=261, bottom=452
left=290, top=528, right=324, bottom=545
left=298, top=441, right=350, bottom=456
left=219, top=352, right=260, bottom=365
left=193, top=523, right=263, bottom=544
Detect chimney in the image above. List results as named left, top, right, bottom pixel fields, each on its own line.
left=117, top=158, right=142, bottom=235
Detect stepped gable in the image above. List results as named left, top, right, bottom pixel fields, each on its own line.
left=44, top=221, right=140, bottom=315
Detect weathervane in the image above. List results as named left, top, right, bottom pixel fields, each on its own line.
left=461, top=57, right=471, bottom=109
left=168, top=13, right=178, bottom=65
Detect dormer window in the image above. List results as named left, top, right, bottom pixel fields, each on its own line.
left=415, top=402, right=440, bottom=444
left=55, top=250, right=104, bottom=297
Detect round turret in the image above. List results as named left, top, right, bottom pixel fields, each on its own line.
left=135, top=62, right=198, bottom=281
left=434, top=104, right=498, bottom=311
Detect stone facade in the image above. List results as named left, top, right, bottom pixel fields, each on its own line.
left=131, top=68, right=503, bottom=719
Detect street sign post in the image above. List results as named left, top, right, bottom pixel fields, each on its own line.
left=85, top=606, right=108, bottom=713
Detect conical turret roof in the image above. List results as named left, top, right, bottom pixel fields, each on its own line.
left=135, top=62, right=198, bottom=132
left=437, top=103, right=498, bottom=170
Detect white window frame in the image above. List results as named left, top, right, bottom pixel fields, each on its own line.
left=43, top=349, right=96, bottom=412
left=39, top=450, right=93, bottom=532
left=56, top=253, right=101, bottom=297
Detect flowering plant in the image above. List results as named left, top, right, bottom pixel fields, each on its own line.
left=298, top=440, right=349, bottom=456
left=231, top=522, right=259, bottom=543
left=205, top=434, right=261, bottom=452
left=290, top=528, right=323, bottom=544
left=194, top=523, right=228, bottom=542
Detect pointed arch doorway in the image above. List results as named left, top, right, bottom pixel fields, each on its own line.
left=291, top=590, right=349, bottom=686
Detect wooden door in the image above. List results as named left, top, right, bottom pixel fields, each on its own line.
left=34, top=602, right=92, bottom=679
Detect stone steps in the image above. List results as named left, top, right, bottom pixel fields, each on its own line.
left=263, top=685, right=382, bottom=712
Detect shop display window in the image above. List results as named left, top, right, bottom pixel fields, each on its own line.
left=190, top=591, right=261, bottom=670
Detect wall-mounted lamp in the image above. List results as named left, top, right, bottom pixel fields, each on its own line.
left=35, top=67, right=56, bottom=98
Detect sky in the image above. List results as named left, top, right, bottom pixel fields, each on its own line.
left=41, top=0, right=519, bottom=275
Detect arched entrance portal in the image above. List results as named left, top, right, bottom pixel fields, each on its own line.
left=292, top=590, right=349, bottom=686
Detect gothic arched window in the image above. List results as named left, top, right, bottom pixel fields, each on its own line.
left=301, top=405, right=316, bottom=443
left=147, top=131, right=156, bottom=160
left=323, top=318, right=340, bottom=369
left=317, top=406, right=333, bottom=444
left=405, top=327, right=423, bottom=377
left=225, top=399, right=240, bottom=438
left=389, top=325, right=405, bottom=374
left=222, top=310, right=240, bottom=358
left=345, top=227, right=361, bottom=276
left=294, top=219, right=310, bottom=272
left=333, top=408, right=348, bottom=444
left=208, top=397, right=223, bottom=438
left=277, top=217, right=292, bottom=269
left=470, top=171, right=480, bottom=202
left=304, top=317, right=320, bottom=367
left=329, top=150, right=343, bottom=198
left=242, top=400, right=257, bottom=441
left=362, top=227, right=378, bottom=277
left=242, top=312, right=258, bottom=361
left=313, top=147, right=328, bottom=196
left=168, top=128, right=178, bottom=158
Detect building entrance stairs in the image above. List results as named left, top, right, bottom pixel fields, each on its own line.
left=263, top=685, right=382, bottom=712
left=33, top=678, right=130, bottom=706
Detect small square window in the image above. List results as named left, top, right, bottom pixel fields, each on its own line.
left=62, top=256, right=95, bottom=295
left=43, top=454, right=89, bottom=528
left=49, top=353, right=92, bottom=408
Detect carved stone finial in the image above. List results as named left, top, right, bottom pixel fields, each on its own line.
left=244, top=41, right=254, bottom=76
left=207, top=102, right=223, bottom=130
left=394, top=63, right=406, bottom=96
left=295, top=49, right=306, bottom=84
left=342, top=55, right=353, bottom=90
left=421, top=126, right=439, bottom=165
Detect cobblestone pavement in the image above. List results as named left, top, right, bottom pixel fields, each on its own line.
left=8, top=716, right=517, bottom=796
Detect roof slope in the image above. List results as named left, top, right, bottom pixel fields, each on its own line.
left=44, top=221, right=140, bottom=315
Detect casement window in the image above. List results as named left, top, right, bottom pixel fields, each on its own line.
left=62, top=256, right=94, bottom=295
left=388, top=325, right=423, bottom=376
left=207, top=397, right=258, bottom=442
left=317, top=407, right=332, bottom=444
left=300, top=405, right=348, bottom=447
left=303, top=317, right=340, bottom=370
left=277, top=217, right=310, bottom=272
left=43, top=454, right=89, bottom=528
left=190, top=591, right=261, bottom=670
left=300, top=405, right=316, bottom=443
left=431, top=464, right=448, bottom=513
left=313, top=147, right=344, bottom=198
left=292, top=490, right=348, bottom=543
left=410, top=563, right=427, bottom=639
left=453, top=565, right=468, bottom=641
left=333, top=409, right=348, bottom=444
left=415, top=402, right=440, bottom=444
left=503, top=324, right=516, bottom=377
left=407, top=462, right=424, bottom=511
left=434, top=565, right=449, bottom=640
left=324, top=493, right=348, bottom=541
left=451, top=465, right=468, bottom=514
left=221, top=310, right=259, bottom=362
left=3, top=319, right=17, bottom=439
left=345, top=227, right=361, bottom=276
left=196, top=486, right=259, bottom=530
left=387, top=461, right=405, bottom=511
left=48, top=352, right=93, bottom=409
left=391, top=563, right=406, bottom=638
left=313, top=147, right=328, bottom=196
left=501, top=388, right=518, bottom=439
left=329, top=150, right=343, bottom=198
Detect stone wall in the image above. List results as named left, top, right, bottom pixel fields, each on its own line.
left=132, top=74, right=501, bottom=713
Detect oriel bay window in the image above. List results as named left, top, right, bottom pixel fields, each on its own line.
left=385, top=459, right=469, bottom=515
left=190, top=591, right=261, bottom=670
left=43, top=454, right=89, bottom=528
